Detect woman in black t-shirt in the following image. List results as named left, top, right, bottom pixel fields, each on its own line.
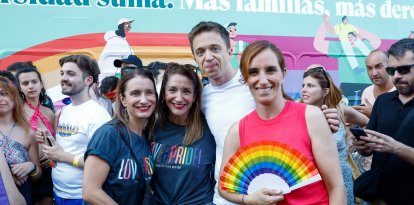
left=151, top=63, right=216, bottom=205
left=83, top=68, right=157, bottom=205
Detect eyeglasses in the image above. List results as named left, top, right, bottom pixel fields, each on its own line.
left=385, top=64, right=414, bottom=76
left=304, top=66, right=331, bottom=86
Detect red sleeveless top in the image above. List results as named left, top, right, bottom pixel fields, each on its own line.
left=239, top=101, right=329, bottom=205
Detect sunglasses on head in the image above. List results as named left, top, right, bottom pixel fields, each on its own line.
left=121, top=66, right=138, bottom=73
left=305, top=66, right=331, bottom=85
left=385, top=64, right=414, bottom=76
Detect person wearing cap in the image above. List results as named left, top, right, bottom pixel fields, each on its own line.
left=226, top=22, right=248, bottom=69
left=113, top=55, right=143, bottom=78
left=98, top=18, right=135, bottom=80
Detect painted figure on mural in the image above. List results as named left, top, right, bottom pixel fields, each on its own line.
left=98, top=18, right=134, bottom=80
left=226, top=22, right=248, bottom=69
left=314, top=14, right=381, bottom=84
left=408, top=31, right=414, bottom=39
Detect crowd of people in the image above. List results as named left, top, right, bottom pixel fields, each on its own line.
left=0, top=20, right=413, bottom=205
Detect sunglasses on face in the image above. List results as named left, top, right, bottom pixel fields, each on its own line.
left=385, top=64, right=414, bottom=76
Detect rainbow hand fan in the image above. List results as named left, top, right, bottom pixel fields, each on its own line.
left=219, top=141, right=322, bottom=195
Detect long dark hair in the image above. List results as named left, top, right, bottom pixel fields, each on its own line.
left=156, top=63, right=204, bottom=146
left=115, top=23, right=126, bottom=38
left=16, top=65, right=47, bottom=104
left=115, top=68, right=157, bottom=140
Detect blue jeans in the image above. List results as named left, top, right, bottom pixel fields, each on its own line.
left=54, top=192, right=83, bottom=205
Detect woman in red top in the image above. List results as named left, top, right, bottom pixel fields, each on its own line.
left=16, top=63, right=54, bottom=205
left=219, top=40, right=346, bottom=205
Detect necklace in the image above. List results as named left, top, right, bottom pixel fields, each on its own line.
left=0, top=123, right=16, bottom=138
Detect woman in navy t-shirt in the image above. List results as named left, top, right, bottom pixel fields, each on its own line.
left=151, top=63, right=216, bottom=205
left=83, top=68, right=157, bottom=205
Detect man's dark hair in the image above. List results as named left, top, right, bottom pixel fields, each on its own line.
left=387, top=38, right=414, bottom=59
left=99, top=76, right=118, bottom=95
left=188, top=21, right=230, bottom=53
left=59, top=55, right=100, bottom=84
left=342, top=16, right=348, bottom=22
left=148, top=61, right=168, bottom=78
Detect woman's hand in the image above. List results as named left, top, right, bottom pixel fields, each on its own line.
left=12, top=175, right=28, bottom=186
left=35, top=129, right=45, bottom=144
left=10, top=162, right=34, bottom=178
left=245, top=189, right=284, bottom=205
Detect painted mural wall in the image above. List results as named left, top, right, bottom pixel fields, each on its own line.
left=0, top=0, right=412, bottom=102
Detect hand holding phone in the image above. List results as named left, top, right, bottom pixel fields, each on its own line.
left=42, top=130, right=54, bottom=146
left=350, top=127, right=368, bottom=141
left=41, top=129, right=56, bottom=168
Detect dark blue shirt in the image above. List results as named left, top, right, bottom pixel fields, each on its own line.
left=367, top=91, right=414, bottom=205
left=85, top=120, right=153, bottom=205
left=152, top=119, right=216, bottom=205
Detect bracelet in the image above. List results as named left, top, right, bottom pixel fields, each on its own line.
left=72, top=155, right=82, bottom=167
left=241, top=194, right=246, bottom=205
left=30, top=166, right=39, bottom=177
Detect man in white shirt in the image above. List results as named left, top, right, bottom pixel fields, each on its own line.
left=40, top=55, right=111, bottom=205
left=354, top=50, right=395, bottom=117
left=188, top=21, right=339, bottom=205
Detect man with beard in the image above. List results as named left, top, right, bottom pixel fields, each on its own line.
left=354, top=50, right=395, bottom=117
left=353, top=38, right=414, bottom=204
left=38, top=55, right=111, bottom=205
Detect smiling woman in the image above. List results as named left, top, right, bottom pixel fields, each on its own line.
left=218, top=40, right=347, bottom=205
left=83, top=68, right=157, bottom=205
left=151, top=63, right=216, bottom=204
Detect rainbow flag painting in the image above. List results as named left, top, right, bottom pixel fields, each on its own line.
left=219, top=141, right=322, bottom=195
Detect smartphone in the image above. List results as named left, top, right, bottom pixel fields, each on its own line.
left=43, top=132, right=53, bottom=146
left=42, top=130, right=56, bottom=167
left=46, top=136, right=53, bottom=146
left=350, top=127, right=367, bottom=140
